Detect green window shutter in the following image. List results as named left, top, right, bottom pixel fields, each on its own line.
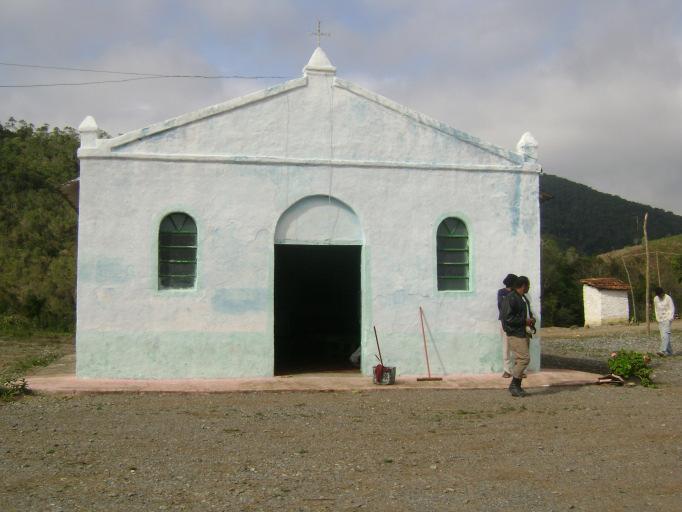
left=158, top=212, right=197, bottom=290
left=437, top=217, right=469, bottom=291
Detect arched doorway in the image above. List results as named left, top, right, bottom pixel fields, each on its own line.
left=274, top=195, right=363, bottom=374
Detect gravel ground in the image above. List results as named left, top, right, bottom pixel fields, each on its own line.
left=1, top=325, right=680, bottom=511
left=541, top=321, right=682, bottom=386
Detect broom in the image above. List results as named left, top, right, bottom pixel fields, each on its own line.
left=373, top=325, right=386, bottom=383
left=417, top=306, right=442, bottom=381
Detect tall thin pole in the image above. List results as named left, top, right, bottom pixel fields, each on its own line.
left=656, top=251, right=661, bottom=287
left=416, top=307, right=442, bottom=381
left=419, top=306, right=432, bottom=378
left=622, top=256, right=637, bottom=324
left=373, top=326, right=383, bottom=366
left=643, top=212, right=650, bottom=335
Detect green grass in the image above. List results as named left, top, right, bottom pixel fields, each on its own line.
left=0, top=331, right=73, bottom=401
left=0, top=350, right=61, bottom=402
left=601, top=233, right=682, bottom=259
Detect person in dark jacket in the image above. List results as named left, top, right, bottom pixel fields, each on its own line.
left=501, top=276, right=535, bottom=397
left=497, top=274, right=517, bottom=378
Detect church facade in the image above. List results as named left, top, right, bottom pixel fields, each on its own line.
left=76, top=48, right=542, bottom=379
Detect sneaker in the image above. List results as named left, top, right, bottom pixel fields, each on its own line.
left=656, top=351, right=667, bottom=357
left=502, top=372, right=512, bottom=378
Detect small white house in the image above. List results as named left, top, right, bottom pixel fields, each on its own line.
left=581, top=278, right=630, bottom=327
left=75, top=47, right=542, bottom=379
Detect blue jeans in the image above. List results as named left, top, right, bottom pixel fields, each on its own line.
left=658, top=320, right=673, bottom=355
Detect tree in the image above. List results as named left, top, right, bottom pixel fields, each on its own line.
left=672, top=255, right=682, bottom=284
left=0, top=119, right=79, bottom=330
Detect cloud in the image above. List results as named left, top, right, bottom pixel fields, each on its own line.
left=1, top=0, right=680, bottom=214
left=340, top=0, right=682, bottom=214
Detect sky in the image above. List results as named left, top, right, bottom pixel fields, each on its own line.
left=2, top=0, right=681, bottom=214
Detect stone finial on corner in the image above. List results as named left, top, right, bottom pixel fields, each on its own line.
left=78, top=115, right=99, bottom=148
left=516, top=132, right=538, bottom=162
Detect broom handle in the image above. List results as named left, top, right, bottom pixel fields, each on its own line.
left=419, top=306, right=432, bottom=378
left=373, top=325, right=384, bottom=366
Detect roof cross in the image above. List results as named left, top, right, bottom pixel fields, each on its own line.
left=310, top=20, right=331, bottom=47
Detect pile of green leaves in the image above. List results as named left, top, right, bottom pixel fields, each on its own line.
left=0, top=119, right=79, bottom=331
left=607, top=350, right=654, bottom=387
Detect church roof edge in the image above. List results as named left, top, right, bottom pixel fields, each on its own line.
left=95, top=77, right=308, bottom=153
left=333, top=78, right=526, bottom=166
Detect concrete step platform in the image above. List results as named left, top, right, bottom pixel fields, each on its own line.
left=26, top=368, right=601, bottom=394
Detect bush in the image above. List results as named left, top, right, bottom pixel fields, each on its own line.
left=0, top=314, right=34, bottom=336
left=0, top=377, right=31, bottom=401
left=607, top=350, right=654, bottom=387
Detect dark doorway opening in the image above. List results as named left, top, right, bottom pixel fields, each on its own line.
left=274, top=244, right=361, bottom=374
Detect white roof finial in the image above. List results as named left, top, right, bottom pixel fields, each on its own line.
left=303, top=46, right=336, bottom=76
left=304, top=21, right=335, bottom=76
left=78, top=115, right=98, bottom=133
left=78, top=115, right=99, bottom=149
left=516, top=131, right=538, bottom=162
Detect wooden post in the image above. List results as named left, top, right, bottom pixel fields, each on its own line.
left=622, top=256, right=637, bottom=324
left=656, top=251, right=661, bottom=287
left=643, top=212, right=650, bottom=335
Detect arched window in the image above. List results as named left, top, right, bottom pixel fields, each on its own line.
left=158, top=212, right=197, bottom=289
left=437, top=217, right=469, bottom=291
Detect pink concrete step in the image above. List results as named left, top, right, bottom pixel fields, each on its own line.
left=26, top=369, right=600, bottom=394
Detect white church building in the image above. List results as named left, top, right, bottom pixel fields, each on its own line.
left=75, top=47, right=542, bottom=379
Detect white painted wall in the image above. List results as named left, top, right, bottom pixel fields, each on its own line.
left=583, top=285, right=602, bottom=327
left=600, top=289, right=629, bottom=324
left=76, top=51, right=541, bottom=379
left=583, top=285, right=629, bottom=327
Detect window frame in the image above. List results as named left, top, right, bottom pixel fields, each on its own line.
left=436, top=215, right=472, bottom=293
left=157, top=212, right=198, bottom=291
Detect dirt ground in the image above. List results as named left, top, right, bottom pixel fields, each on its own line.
left=1, top=324, right=680, bottom=511
left=0, top=332, right=72, bottom=379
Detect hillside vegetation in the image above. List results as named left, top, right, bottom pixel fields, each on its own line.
left=540, top=174, right=682, bottom=255
left=0, top=119, right=78, bottom=331
left=598, top=234, right=682, bottom=322
left=601, top=233, right=682, bottom=261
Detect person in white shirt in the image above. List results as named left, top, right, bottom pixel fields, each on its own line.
left=653, top=287, right=675, bottom=356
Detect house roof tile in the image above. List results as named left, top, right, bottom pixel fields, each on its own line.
left=580, top=278, right=630, bottom=291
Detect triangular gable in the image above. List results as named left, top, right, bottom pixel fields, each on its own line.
left=100, top=77, right=308, bottom=155
left=334, top=78, right=523, bottom=163
left=85, top=74, right=526, bottom=170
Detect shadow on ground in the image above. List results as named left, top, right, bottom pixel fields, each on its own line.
left=541, top=354, right=608, bottom=375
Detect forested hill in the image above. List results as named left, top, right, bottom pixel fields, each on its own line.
left=540, top=173, right=682, bottom=255
left=0, top=119, right=79, bottom=331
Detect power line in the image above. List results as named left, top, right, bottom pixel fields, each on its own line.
left=0, top=76, right=165, bottom=88
left=0, top=61, right=162, bottom=76
left=0, top=61, right=292, bottom=87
